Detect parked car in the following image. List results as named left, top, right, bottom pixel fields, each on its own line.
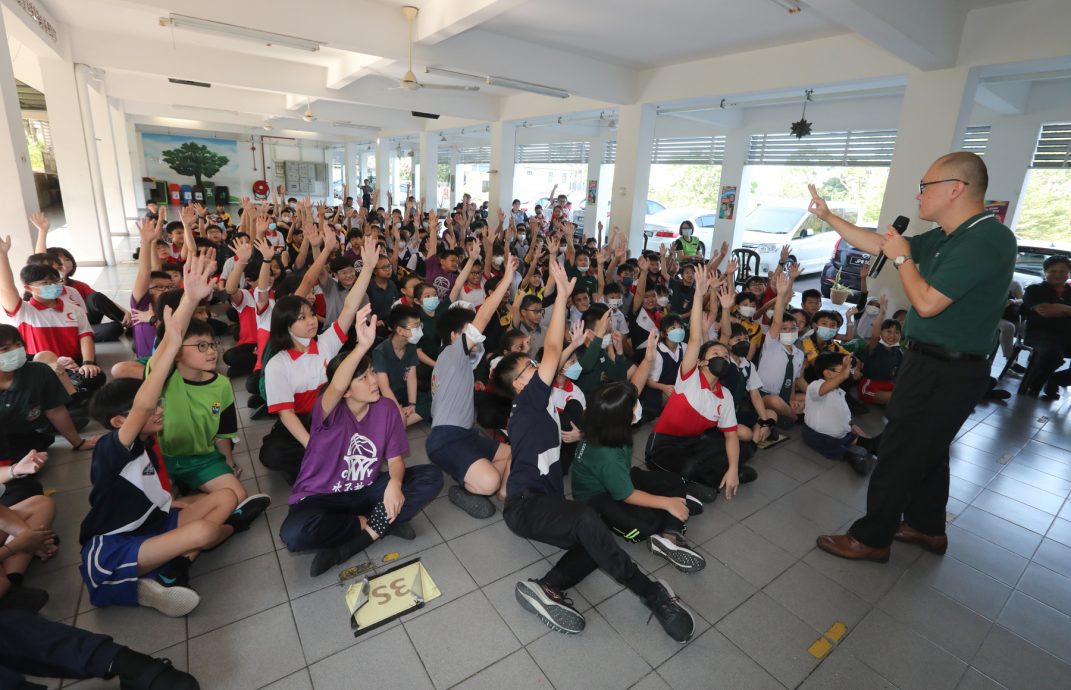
left=1012, top=238, right=1071, bottom=287
left=739, top=202, right=862, bottom=276
left=643, top=207, right=718, bottom=254
left=573, top=198, right=666, bottom=234
left=819, top=227, right=877, bottom=298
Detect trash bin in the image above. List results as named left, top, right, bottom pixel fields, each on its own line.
left=192, top=185, right=205, bottom=203
left=213, top=185, right=230, bottom=206
left=180, top=185, right=192, bottom=205
left=168, top=183, right=181, bottom=205
left=155, top=181, right=168, bottom=204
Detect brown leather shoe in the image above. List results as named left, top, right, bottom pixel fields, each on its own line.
left=893, top=522, right=948, bottom=555
left=816, top=533, right=890, bottom=563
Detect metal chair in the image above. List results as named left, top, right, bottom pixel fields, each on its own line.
left=730, top=248, right=761, bottom=287
left=997, top=315, right=1033, bottom=380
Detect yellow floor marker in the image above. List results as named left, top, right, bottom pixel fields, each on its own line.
left=825, top=622, right=848, bottom=642
left=383, top=552, right=400, bottom=562
left=808, top=637, right=833, bottom=659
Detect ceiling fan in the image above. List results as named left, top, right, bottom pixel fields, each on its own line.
left=387, top=6, right=479, bottom=92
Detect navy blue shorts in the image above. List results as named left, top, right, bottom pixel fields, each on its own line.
left=80, top=508, right=182, bottom=608
left=802, top=425, right=857, bottom=460
left=426, top=425, right=501, bottom=485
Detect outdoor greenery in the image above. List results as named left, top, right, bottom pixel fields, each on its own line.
left=748, top=165, right=889, bottom=223
left=161, top=142, right=229, bottom=186
left=1016, top=168, right=1071, bottom=243
left=648, top=164, right=723, bottom=209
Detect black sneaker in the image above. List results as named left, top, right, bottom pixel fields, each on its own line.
left=685, top=494, right=704, bottom=516
left=644, top=579, right=695, bottom=643
left=515, top=579, right=586, bottom=634
left=250, top=404, right=271, bottom=420
left=738, top=465, right=758, bottom=484
left=310, top=531, right=374, bottom=577
left=844, top=446, right=875, bottom=477
left=247, top=393, right=265, bottom=408
left=226, top=494, right=271, bottom=532
left=448, top=485, right=496, bottom=519
left=649, top=533, right=706, bottom=573
left=137, top=578, right=200, bottom=617
left=389, top=521, right=416, bottom=540
left=683, top=480, right=718, bottom=504
left=0, top=586, right=49, bottom=613
left=117, top=655, right=200, bottom=690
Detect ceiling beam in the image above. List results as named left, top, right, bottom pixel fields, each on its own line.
left=974, top=81, right=1031, bottom=115
left=414, top=0, right=528, bottom=44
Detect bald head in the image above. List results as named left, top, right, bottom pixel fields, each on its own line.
left=934, top=152, right=988, bottom=200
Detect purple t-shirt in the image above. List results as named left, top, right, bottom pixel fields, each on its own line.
left=130, top=293, right=156, bottom=358
left=289, top=395, right=409, bottom=504
left=424, top=255, right=457, bottom=301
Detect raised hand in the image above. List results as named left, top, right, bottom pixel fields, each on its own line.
left=547, top=257, right=575, bottom=299
left=184, top=251, right=217, bottom=302
left=230, top=239, right=253, bottom=264
left=355, top=304, right=376, bottom=348
left=180, top=204, right=197, bottom=227
left=718, top=282, right=735, bottom=310
left=322, top=225, right=338, bottom=254
left=568, top=320, right=586, bottom=349
left=503, top=254, right=519, bottom=281
left=253, top=236, right=274, bottom=261
left=0, top=235, right=12, bottom=255
left=807, top=183, right=831, bottom=221
left=644, top=328, right=660, bottom=363
left=255, top=213, right=270, bottom=236
left=29, top=212, right=50, bottom=233
left=724, top=257, right=738, bottom=279
left=879, top=294, right=888, bottom=313
left=774, top=270, right=790, bottom=295
left=307, top=225, right=323, bottom=248
left=360, top=235, right=378, bottom=267
left=780, top=244, right=791, bottom=263
left=137, top=219, right=157, bottom=244
left=788, top=262, right=803, bottom=282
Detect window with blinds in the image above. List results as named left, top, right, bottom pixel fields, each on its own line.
left=960, top=125, right=991, bottom=156
left=650, top=136, right=725, bottom=164
left=457, top=146, right=491, bottom=165
left=603, top=140, right=616, bottom=164
left=515, top=141, right=590, bottom=164
left=1030, top=123, right=1071, bottom=169
left=747, top=129, right=897, bottom=166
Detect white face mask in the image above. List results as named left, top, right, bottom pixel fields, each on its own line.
left=463, top=322, right=486, bottom=344
left=407, top=326, right=423, bottom=344
left=0, top=346, right=27, bottom=372
left=656, top=296, right=669, bottom=308
left=865, top=305, right=880, bottom=317
left=738, top=306, right=756, bottom=319
left=606, top=298, right=623, bottom=310
left=766, top=310, right=774, bottom=320
left=290, top=331, right=312, bottom=347
left=882, top=339, right=900, bottom=348
left=492, top=256, right=504, bottom=268
left=601, top=333, right=612, bottom=349
left=779, top=331, right=799, bottom=346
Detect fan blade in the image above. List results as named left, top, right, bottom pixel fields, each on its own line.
left=420, top=84, right=481, bottom=92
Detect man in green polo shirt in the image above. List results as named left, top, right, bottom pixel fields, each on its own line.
left=805, top=152, right=1015, bottom=563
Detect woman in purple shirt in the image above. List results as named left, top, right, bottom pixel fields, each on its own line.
left=278, top=306, right=443, bottom=576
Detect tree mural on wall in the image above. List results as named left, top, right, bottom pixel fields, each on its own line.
left=161, top=142, right=229, bottom=186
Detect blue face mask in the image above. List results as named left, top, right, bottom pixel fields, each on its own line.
left=621, top=276, right=633, bottom=287
left=563, top=361, right=583, bottom=380
left=268, top=223, right=277, bottom=231
left=817, top=326, right=838, bottom=341
left=421, top=296, right=440, bottom=312
left=37, top=283, right=64, bottom=300
left=667, top=327, right=686, bottom=343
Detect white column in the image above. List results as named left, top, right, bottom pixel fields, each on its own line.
left=129, top=119, right=146, bottom=210
left=488, top=121, right=516, bottom=216
left=608, top=103, right=658, bottom=256
left=72, top=64, right=115, bottom=264
left=0, top=10, right=39, bottom=264
left=874, top=67, right=976, bottom=308
left=85, top=76, right=125, bottom=242
left=984, top=117, right=1040, bottom=231
left=375, top=139, right=390, bottom=208
left=585, top=134, right=608, bottom=241
left=718, top=130, right=750, bottom=250
left=420, top=131, right=439, bottom=212
left=107, top=99, right=137, bottom=220
left=39, top=58, right=109, bottom=264
left=343, top=141, right=356, bottom=202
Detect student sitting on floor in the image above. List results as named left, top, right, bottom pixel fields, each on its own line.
left=857, top=300, right=902, bottom=406
left=755, top=273, right=807, bottom=424
left=374, top=305, right=433, bottom=427
left=802, top=352, right=880, bottom=477
left=570, top=329, right=707, bottom=573
left=279, top=305, right=444, bottom=576
left=425, top=258, right=517, bottom=519
left=79, top=256, right=269, bottom=618
left=222, top=234, right=274, bottom=379
left=0, top=487, right=58, bottom=609
left=638, top=312, right=686, bottom=421
left=491, top=259, right=695, bottom=642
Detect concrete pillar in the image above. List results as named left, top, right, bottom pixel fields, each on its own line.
left=874, top=67, right=976, bottom=308
left=0, top=9, right=39, bottom=264
left=343, top=141, right=356, bottom=201
left=420, top=131, right=438, bottom=211
left=488, top=121, right=516, bottom=216
left=107, top=99, right=137, bottom=220
left=984, top=117, right=1040, bottom=231
left=38, top=58, right=109, bottom=264
left=584, top=134, right=608, bottom=240
left=717, top=130, right=749, bottom=252
left=607, top=103, right=658, bottom=256
left=129, top=119, right=146, bottom=210
left=74, top=65, right=116, bottom=264
left=84, top=75, right=125, bottom=242
left=375, top=138, right=389, bottom=208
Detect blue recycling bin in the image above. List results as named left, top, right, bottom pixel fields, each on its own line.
left=180, top=185, right=193, bottom=205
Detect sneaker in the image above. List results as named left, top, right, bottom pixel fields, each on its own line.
left=844, top=446, right=875, bottom=477
left=389, top=521, right=416, bottom=540
left=738, top=465, right=758, bottom=484
left=226, top=494, right=271, bottom=532
left=247, top=393, right=265, bottom=408
left=515, top=579, right=586, bottom=634
left=649, top=534, right=706, bottom=573
left=644, top=579, right=695, bottom=643
left=116, top=655, right=199, bottom=690
left=683, top=480, right=717, bottom=504
left=310, top=531, right=374, bottom=577
left=448, top=485, right=496, bottom=519
left=684, top=494, right=704, bottom=516
left=137, top=578, right=200, bottom=617
left=0, top=586, right=49, bottom=613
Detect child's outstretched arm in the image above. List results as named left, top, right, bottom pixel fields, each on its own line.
left=320, top=304, right=376, bottom=417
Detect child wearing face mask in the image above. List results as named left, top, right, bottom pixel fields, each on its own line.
left=755, top=274, right=808, bottom=424
left=640, top=314, right=687, bottom=421
left=374, top=306, right=432, bottom=427
left=858, top=316, right=903, bottom=406
left=566, top=249, right=599, bottom=296
left=802, top=353, right=880, bottom=477
left=575, top=306, right=630, bottom=398
left=716, top=323, right=784, bottom=449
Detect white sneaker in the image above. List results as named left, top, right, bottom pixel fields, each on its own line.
left=137, top=578, right=200, bottom=617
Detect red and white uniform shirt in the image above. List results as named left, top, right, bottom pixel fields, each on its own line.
left=3, top=298, right=92, bottom=358
left=264, top=322, right=348, bottom=415
left=550, top=379, right=587, bottom=413
left=231, top=288, right=272, bottom=346
left=262, top=230, right=286, bottom=249
left=652, top=365, right=738, bottom=437
left=253, top=288, right=276, bottom=372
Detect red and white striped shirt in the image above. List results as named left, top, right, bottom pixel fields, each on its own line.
left=652, top=365, right=737, bottom=437
left=3, top=298, right=92, bottom=358
left=264, top=321, right=348, bottom=414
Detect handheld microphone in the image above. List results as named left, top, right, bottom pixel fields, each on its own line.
left=869, top=215, right=910, bottom=278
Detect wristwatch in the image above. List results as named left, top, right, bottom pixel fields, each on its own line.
left=893, top=255, right=911, bottom=269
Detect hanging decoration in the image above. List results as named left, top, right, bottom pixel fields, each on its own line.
left=790, top=89, right=814, bottom=139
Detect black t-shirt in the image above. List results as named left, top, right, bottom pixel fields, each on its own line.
left=367, top=278, right=402, bottom=324
left=1023, top=282, right=1071, bottom=339
left=668, top=278, right=695, bottom=314
left=0, top=361, right=71, bottom=461
left=506, top=375, right=564, bottom=499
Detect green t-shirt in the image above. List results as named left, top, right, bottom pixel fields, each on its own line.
left=154, top=368, right=238, bottom=458
left=373, top=338, right=418, bottom=404
left=571, top=442, right=634, bottom=504
left=566, top=263, right=598, bottom=296
left=904, top=212, right=1016, bottom=355
left=576, top=342, right=630, bottom=398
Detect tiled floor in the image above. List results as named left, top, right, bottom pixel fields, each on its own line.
left=22, top=230, right=1071, bottom=689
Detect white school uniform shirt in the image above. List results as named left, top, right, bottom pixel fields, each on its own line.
left=264, top=322, right=348, bottom=415
left=756, top=335, right=804, bottom=395
left=649, top=341, right=685, bottom=383
left=805, top=379, right=852, bottom=438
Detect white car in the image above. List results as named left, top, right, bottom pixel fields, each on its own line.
left=574, top=198, right=665, bottom=234
left=738, top=202, right=862, bottom=275
left=643, top=207, right=718, bottom=254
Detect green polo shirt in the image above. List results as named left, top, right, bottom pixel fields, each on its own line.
left=903, top=212, right=1015, bottom=355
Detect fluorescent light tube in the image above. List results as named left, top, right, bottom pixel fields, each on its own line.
left=161, top=14, right=321, bottom=52
left=485, top=77, right=568, bottom=99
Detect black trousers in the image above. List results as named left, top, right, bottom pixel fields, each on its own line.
left=259, top=416, right=310, bottom=483
left=1022, top=331, right=1071, bottom=393
left=0, top=610, right=122, bottom=688
left=223, top=343, right=257, bottom=378
left=84, top=292, right=125, bottom=342
left=503, top=491, right=655, bottom=598
left=586, top=468, right=689, bottom=541
left=646, top=428, right=750, bottom=488
left=850, top=350, right=989, bottom=548
left=557, top=399, right=584, bottom=476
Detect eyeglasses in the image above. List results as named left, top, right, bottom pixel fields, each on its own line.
left=182, top=340, right=220, bottom=353
left=918, top=178, right=968, bottom=193
left=518, top=358, right=539, bottom=378
left=525, top=307, right=546, bottom=315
